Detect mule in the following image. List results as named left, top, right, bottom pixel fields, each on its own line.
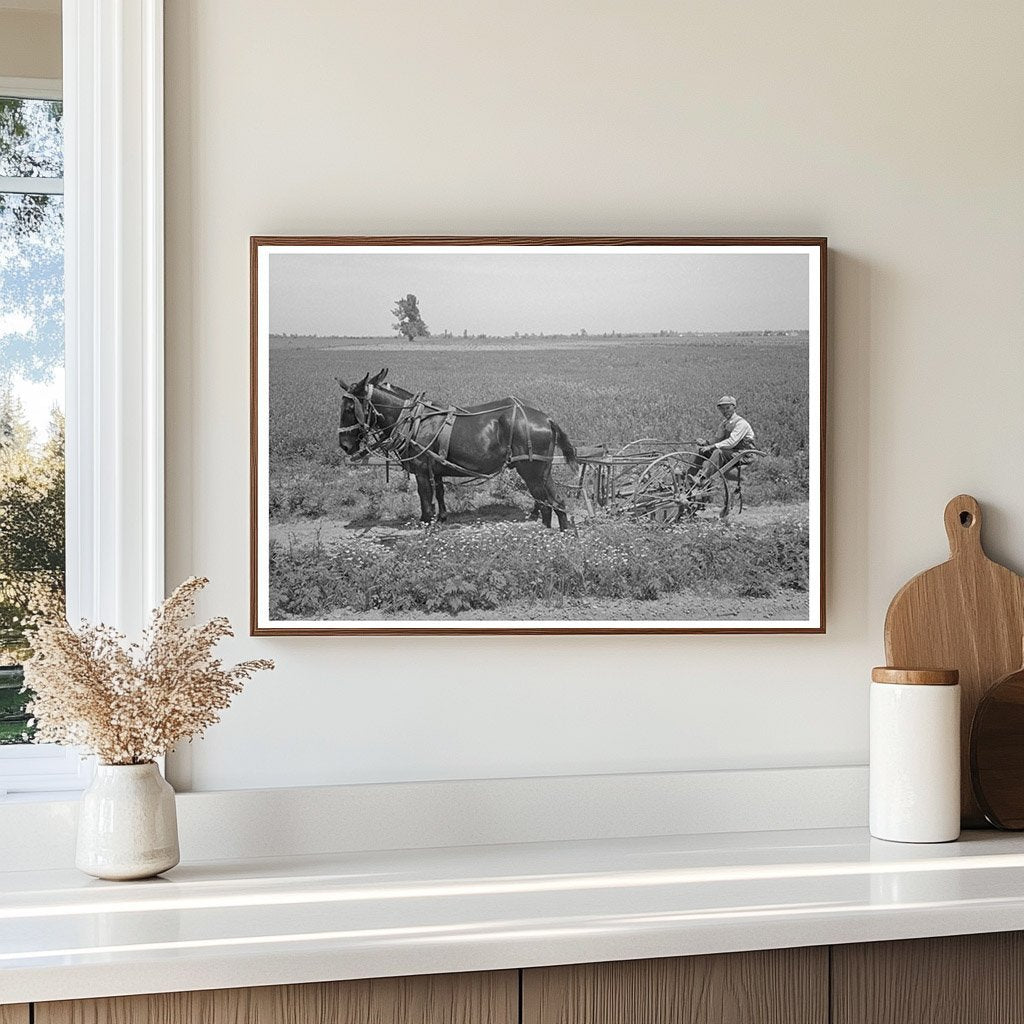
left=336, top=368, right=577, bottom=530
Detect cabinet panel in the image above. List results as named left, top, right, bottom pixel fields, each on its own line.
left=522, top=948, right=828, bottom=1024
left=832, top=932, right=1024, bottom=1024
left=36, top=970, right=517, bottom=1024
left=0, top=1007, right=29, bottom=1024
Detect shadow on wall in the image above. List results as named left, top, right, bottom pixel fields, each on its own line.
left=827, top=249, right=873, bottom=636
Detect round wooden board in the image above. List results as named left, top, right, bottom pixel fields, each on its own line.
left=971, top=664, right=1024, bottom=829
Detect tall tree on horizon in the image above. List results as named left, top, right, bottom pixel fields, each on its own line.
left=391, top=294, right=429, bottom=341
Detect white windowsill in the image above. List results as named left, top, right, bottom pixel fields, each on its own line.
left=0, top=745, right=94, bottom=798
left=0, top=789, right=85, bottom=804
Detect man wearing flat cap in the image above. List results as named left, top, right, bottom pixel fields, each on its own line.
left=691, top=396, right=756, bottom=484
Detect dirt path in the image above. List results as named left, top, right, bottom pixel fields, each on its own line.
left=269, top=501, right=805, bottom=552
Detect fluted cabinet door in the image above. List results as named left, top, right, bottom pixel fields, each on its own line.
left=832, top=933, right=1024, bottom=1024
left=35, top=971, right=518, bottom=1024
left=0, top=1007, right=29, bottom=1024
left=523, top=948, right=828, bottom=1024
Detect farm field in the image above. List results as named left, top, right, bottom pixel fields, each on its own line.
left=267, top=334, right=812, bottom=622
left=270, top=333, right=810, bottom=462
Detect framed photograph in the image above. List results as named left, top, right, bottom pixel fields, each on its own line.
left=251, top=236, right=826, bottom=635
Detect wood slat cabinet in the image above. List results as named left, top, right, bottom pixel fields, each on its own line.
left=14, top=933, right=1024, bottom=1024
left=831, top=932, right=1024, bottom=1024
left=34, top=971, right=517, bottom=1024
left=522, top=948, right=828, bottom=1024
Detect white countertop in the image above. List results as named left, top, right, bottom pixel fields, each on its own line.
left=4, top=826, right=1024, bottom=1004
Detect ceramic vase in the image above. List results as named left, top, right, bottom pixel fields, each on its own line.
left=76, top=762, right=180, bottom=880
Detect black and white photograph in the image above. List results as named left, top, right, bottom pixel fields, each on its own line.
left=251, top=238, right=825, bottom=634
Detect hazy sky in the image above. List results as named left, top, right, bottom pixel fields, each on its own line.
left=269, top=250, right=810, bottom=336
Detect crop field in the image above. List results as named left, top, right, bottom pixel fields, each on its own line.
left=271, top=334, right=809, bottom=462
left=266, top=334, right=812, bottom=622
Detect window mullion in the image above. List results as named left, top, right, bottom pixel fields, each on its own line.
left=0, top=176, right=64, bottom=195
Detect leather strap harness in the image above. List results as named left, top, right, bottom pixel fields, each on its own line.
left=339, top=386, right=559, bottom=481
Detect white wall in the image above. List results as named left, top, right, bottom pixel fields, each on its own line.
left=164, top=1, right=1024, bottom=792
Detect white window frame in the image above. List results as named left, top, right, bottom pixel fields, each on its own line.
left=0, top=0, right=165, bottom=797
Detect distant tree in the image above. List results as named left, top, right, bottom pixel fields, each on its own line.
left=0, top=396, right=65, bottom=665
left=0, top=392, right=32, bottom=454
left=391, top=294, right=429, bottom=341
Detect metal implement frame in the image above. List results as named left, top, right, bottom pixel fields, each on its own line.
left=356, top=439, right=765, bottom=524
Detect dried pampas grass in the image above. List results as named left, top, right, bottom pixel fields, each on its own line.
left=23, top=577, right=273, bottom=765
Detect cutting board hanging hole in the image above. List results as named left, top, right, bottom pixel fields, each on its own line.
left=944, top=494, right=983, bottom=556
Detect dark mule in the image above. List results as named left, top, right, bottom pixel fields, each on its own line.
left=336, top=368, right=577, bottom=530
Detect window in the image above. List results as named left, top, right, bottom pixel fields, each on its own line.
left=0, top=79, right=81, bottom=795
left=0, top=6, right=166, bottom=798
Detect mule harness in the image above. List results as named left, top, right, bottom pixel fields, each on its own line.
left=337, top=384, right=561, bottom=482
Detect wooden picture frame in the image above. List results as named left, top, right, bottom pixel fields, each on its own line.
left=251, top=236, right=826, bottom=635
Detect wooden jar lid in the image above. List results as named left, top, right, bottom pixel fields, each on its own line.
left=871, top=667, right=960, bottom=686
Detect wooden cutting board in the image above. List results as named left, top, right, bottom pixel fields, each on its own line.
left=884, top=494, right=1024, bottom=826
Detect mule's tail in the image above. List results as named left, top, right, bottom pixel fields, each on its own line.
left=549, top=419, right=578, bottom=470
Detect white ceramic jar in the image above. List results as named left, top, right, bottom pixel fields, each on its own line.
left=870, top=667, right=961, bottom=843
left=76, top=762, right=180, bottom=880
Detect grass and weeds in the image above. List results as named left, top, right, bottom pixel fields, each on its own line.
left=269, top=514, right=809, bottom=618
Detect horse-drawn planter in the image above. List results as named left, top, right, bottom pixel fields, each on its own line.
left=563, top=439, right=763, bottom=523
left=337, top=368, right=763, bottom=528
